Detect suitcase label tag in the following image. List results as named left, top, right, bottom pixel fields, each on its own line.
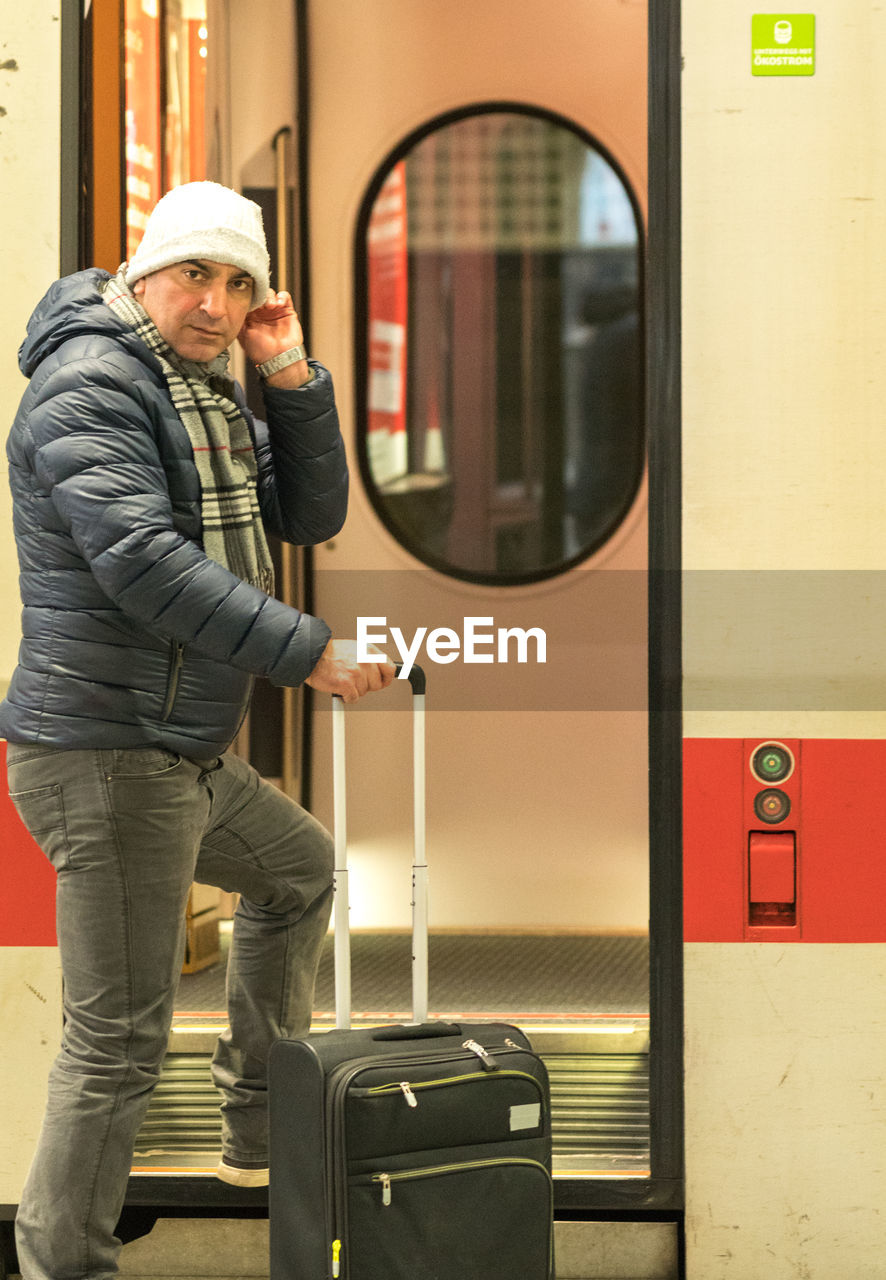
left=510, top=1102, right=542, bottom=1131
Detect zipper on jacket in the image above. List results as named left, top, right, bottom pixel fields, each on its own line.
left=230, top=674, right=256, bottom=741
left=160, top=641, right=185, bottom=721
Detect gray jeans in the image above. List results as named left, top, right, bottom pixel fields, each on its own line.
left=7, top=745, right=334, bottom=1280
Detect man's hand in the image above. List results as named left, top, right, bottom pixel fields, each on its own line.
left=305, top=639, right=397, bottom=703
left=238, top=290, right=311, bottom=387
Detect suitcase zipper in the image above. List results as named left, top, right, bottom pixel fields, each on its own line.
left=371, top=1156, right=552, bottom=1207
left=365, top=1068, right=545, bottom=1107
left=462, top=1037, right=498, bottom=1070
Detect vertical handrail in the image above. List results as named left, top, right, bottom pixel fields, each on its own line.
left=411, top=688, right=429, bottom=1022
left=332, top=696, right=351, bottom=1029
left=273, top=127, right=291, bottom=292
left=273, top=126, right=300, bottom=799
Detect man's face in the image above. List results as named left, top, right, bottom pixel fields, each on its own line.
left=133, top=259, right=254, bottom=361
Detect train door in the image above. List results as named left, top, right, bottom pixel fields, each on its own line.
left=298, top=0, right=679, bottom=1218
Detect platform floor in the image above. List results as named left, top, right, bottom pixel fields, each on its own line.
left=3, top=1216, right=679, bottom=1280
left=113, top=1215, right=678, bottom=1279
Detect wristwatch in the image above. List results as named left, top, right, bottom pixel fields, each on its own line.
left=256, top=344, right=308, bottom=379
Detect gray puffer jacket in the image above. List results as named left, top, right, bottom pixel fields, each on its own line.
left=0, top=269, right=347, bottom=755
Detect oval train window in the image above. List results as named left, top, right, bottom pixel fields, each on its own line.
left=358, top=108, right=644, bottom=585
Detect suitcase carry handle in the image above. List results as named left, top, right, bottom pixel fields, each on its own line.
left=371, top=1021, right=460, bottom=1041
left=332, top=664, right=427, bottom=1029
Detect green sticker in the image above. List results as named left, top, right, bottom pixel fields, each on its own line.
left=752, top=14, right=815, bottom=76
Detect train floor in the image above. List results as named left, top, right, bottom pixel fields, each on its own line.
left=179, top=926, right=650, bottom=1021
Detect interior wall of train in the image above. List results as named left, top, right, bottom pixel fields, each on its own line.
left=296, top=0, right=650, bottom=934
left=682, top=1, right=886, bottom=1276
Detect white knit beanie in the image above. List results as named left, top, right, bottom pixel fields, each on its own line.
left=125, top=182, right=271, bottom=310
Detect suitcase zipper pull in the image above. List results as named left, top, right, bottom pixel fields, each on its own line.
left=332, top=1239, right=342, bottom=1278
left=379, top=1172, right=392, bottom=1206
left=463, top=1038, right=499, bottom=1071
left=400, top=1081, right=418, bottom=1108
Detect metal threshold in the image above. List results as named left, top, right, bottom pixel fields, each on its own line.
left=132, top=1011, right=649, bottom=1182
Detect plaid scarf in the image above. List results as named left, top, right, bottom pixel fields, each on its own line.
left=103, top=269, right=274, bottom=595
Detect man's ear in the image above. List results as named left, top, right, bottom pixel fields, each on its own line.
left=132, top=278, right=146, bottom=297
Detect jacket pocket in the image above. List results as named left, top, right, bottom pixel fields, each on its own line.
left=161, top=641, right=185, bottom=721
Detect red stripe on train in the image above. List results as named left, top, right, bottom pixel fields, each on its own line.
left=5, top=737, right=886, bottom=948
left=684, top=738, right=886, bottom=943
left=0, top=742, right=57, bottom=946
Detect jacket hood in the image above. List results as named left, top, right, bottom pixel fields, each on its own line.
left=18, top=269, right=139, bottom=378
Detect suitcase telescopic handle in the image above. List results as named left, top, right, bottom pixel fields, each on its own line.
left=398, top=664, right=426, bottom=694
left=332, top=665, right=427, bottom=1030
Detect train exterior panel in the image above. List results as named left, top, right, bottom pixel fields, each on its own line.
left=682, top=0, right=886, bottom=1273
left=0, top=5, right=66, bottom=1211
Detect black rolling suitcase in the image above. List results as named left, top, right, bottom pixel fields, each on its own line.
left=269, top=669, right=554, bottom=1280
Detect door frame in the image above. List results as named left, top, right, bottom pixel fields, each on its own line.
left=645, top=0, right=683, bottom=1215
left=296, top=0, right=684, bottom=1216
left=536, top=0, right=684, bottom=1215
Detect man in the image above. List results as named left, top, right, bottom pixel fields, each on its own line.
left=0, top=181, right=395, bottom=1280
